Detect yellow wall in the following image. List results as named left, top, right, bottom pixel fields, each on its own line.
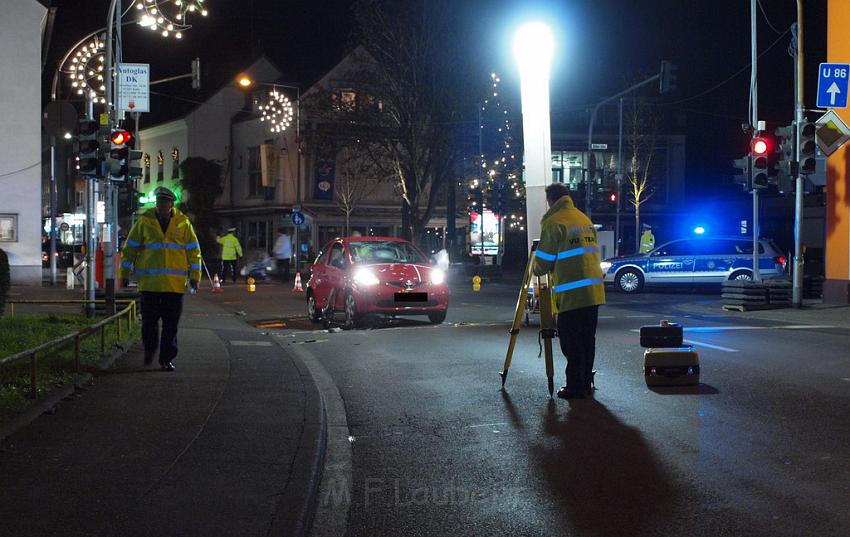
left=827, top=2, right=850, bottom=288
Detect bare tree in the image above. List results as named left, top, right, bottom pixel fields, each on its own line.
left=334, top=142, right=390, bottom=235
left=351, top=0, right=467, bottom=245
left=625, top=97, right=659, bottom=252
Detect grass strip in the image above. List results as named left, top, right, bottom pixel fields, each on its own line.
left=0, top=313, right=140, bottom=425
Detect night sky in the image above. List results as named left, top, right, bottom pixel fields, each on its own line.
left=43, top=0, right=828, bottom=195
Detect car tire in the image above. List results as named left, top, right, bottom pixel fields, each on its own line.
left=729, top=270, right=753, bottom=282
left=343, top=291, right=360, bottom=330
left=616, top=268, right=644, bottom=293
left=307, top=292, right=321, bottom=323
left=428, top=310, right=447, bottom=324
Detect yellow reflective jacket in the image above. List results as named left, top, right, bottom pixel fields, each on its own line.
left=216, top=232, right=242, bottom=260
left=120, top=208, right=202, bottom=293
left=532, top=195, right=606, bottom=313
left=640, top=231, right=656, bottom=253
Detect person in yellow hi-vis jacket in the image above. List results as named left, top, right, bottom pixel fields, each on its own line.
left=121, top=187, right=201, bottom=371
left=216, top=227, right=242, bottom=284
left=533, top=183, right=606, bottom=400
left=639, top=225, right=656, bottom=253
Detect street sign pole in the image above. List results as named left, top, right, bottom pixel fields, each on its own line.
left=793, top=10, right=806, bottom=308
left=750, top=0, right=761, bottom=282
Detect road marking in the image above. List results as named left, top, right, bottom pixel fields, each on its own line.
left=775, top=325, right=837, bottom=330
left=685, top=326, right=768, bottom=333
left=683, top=339, right=738, bottom=352
left=229, top=340, right=274, bottom=346
left=467, top=422, right=507, bottom=428
left=625, top=315, right=656, bottom=318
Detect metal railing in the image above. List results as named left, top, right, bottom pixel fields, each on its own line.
left=1, top=300, right=137, bottom=400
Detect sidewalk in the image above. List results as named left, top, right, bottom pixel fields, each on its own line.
left=0, top=287, right=325, bottom=537
left=672, top=297, right=850, bottom=329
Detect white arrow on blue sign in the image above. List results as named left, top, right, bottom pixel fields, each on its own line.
left=817, top=63, right=850, bottom=109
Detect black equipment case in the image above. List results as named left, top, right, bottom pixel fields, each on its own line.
left=644, top=347, right=700, bottom=386
left=640, top=321, right=683, bottom=348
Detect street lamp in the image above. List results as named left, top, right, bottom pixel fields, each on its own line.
left=237, top=75, right=303, bottom=270
left=513, top=21, right=554, bottom=252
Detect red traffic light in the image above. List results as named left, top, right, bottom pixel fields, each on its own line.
left=110, top=130, right=132, bottom=146
left=609, top=192, right=617, bottom=203
left=751, top=137, right=769, bottom=155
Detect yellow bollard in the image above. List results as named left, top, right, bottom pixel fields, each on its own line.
left=247, top=277, right=256, bottom=293
left=472, top=275, right=481, bottom=292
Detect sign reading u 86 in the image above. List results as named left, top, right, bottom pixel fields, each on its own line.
left=817, top=63, right=850, bottom=109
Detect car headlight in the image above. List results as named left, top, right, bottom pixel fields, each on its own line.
left=430, top=268, right=446, bottom=285
left=600, top=261, right=612, bottom=274
left=354, top=268, right=380, bottom=286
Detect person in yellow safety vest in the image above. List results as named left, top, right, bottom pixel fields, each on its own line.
left=216, top=227, right=243, bottom=284
left=533, top=183, right=606, bottom=400
left=639, top=226, right=656, bottom=254
left=120, top=186, right=201, bottom=371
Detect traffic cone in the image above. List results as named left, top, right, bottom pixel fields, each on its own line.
left=292, top=272, right=304, bottom=292
left=212, top=273, right=224, bottom=293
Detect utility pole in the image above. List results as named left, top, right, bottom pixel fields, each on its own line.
left=792, top=1, right=805, bottom=307
left=750, top=0, right=761, bottom=282
left=616, top=97, right=624, bottom=256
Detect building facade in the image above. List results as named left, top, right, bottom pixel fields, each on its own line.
left=1, top=0, right=48, bottom=284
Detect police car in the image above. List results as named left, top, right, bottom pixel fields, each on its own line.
left=601, top=237, right=787, bottom=293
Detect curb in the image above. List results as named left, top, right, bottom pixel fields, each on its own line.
left=0, top=338, right=138, bottom=443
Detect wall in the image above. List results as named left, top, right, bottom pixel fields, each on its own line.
left=137, top=119, right=188, bottom=203
left=826, top=1, right=850, bottom=303
left=0, top=1, right=47, bottom=284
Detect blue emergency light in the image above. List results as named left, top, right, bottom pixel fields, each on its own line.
left=693, top=226, right=706, bottom=235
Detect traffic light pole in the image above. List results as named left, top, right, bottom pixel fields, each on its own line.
left=792, top=3, right=805, bottom=307
left=85, top=99, right=97, bottom=317
left=103, top=0, right=121, bottom=314
left=750, top=0, right=761, bottom=282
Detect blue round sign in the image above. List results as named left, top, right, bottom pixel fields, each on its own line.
left=291, top=211, right=305, bottom=225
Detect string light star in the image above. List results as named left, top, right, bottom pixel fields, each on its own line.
left=258, top=89, right=294, bottom=133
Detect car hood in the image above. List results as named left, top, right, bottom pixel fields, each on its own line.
left=366, top=263, right=433, bottom=283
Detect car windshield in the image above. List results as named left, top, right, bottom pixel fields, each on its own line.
left=349, top=241, right=427, bottom=264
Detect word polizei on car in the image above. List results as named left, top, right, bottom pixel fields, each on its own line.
left=601, top=237, right=787, bottom=293
left=306, top=237, right=450, bottom=329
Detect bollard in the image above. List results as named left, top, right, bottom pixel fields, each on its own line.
left=472, top=275, right=482, bottom=292
left=247, top=277, right=256, bottom=293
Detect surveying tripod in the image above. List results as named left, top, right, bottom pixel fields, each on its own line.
left=499, top=240, right=557, bottom=397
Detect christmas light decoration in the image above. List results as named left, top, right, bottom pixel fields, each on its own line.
left=464, top=72, right=525, bottom=230
left=135, top=0, right=208, bottom=38
left=64, top=36, right=107, bottom=103
left=258, top=88, right=295, bottom=133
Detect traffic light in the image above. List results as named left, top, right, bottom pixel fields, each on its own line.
left=774, top=124, right=794, bottom=193
left=107, top=129, right=133, bottom=180
left=750, top=136, right=770, bottom=189
left=732, top=154, right=751, bottom=191
left=659, top=61, right=678, bottom=94
left=798, top=118, right=816, bottom=175
left=77, top=119, right=101, bottom=176
left=608, top=191, right=618, bottom=205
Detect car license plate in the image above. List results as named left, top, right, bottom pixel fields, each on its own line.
left=394, top=292, right=427, bottom=302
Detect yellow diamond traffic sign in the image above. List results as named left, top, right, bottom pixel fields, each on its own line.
left=816, top=109, right=850, bottom=156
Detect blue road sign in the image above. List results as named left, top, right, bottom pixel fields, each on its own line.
left=817, top=63, right=850, bottom=109
left=291, top=211, right=305, bottom=225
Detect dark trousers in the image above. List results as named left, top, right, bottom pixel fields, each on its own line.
left=276, top=258, right=291, bottom=282
left=141, top=292, right=184, bottom=364
left=556, top=305, right=599, bottom=391
left=221, top=260, right=237, bottom=283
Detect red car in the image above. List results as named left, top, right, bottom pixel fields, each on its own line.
left=306, top=237, right=450, bottom=328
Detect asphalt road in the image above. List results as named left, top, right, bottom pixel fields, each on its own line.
left=277, top=276, right=850, bottom=537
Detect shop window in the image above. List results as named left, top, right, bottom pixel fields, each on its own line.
left=171, top=148, right=180, bottom=179
left=248, top=146, right=262, bottom=197
left=157, top=151, right=164, bottom=182
left=143, top=153, right=151, bottom=183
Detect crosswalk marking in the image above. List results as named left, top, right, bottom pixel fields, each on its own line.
left=682, top=339, right=739, bottom=353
